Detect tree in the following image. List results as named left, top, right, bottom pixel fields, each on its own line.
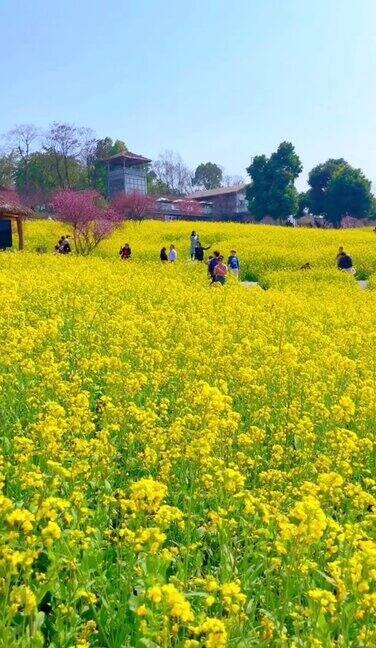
left=111, top=191, right=156, bottom=222
left=0, top=150, right=17, bottom=187
left=174, top=198, right=203, bottom=218
left=50, top=189, right=120, bottom=254
left=0, top=187, right=22, bottom=206
left=15, top=151, right=85, bottom=195
left=307, top=159, right=346, bottom=216
left=222, top=174, right=244, bottom=187
left=147, top=170, right=171, bottom=195
left=193, top=162, right=222, bottom=190
left=326, top=166, right=375, bottom=226
left=296, top=191, right=310, bottom=218
left=152, top=150, right=193, bottom=195
left=246, top=142, right=302, bottom=221
left=6, top=124, right=39, bottom=194
left=306, top=159, right=375, bottom=226
left=44, top=122, right=87, bottom=188
left=79, top=127, right=97, bottom=185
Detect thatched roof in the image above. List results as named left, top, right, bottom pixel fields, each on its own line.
left=0, top=202, right=35, bottom=219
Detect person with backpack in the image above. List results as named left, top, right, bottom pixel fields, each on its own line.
left=227, top=250, right=240, bottom=278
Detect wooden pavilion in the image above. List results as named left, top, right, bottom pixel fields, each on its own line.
left=0, top=201, right=34, bottom=250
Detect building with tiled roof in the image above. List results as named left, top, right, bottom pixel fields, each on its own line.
left=186, top=183, right=249, bottom=219
left=105, top=151, right=151, bottom=197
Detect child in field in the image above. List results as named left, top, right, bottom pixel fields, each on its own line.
left=160, top=246, right=168, bottom=262
left=168, top=244, right=177, bottom=262
left=227, top=250, right=240, bottom=278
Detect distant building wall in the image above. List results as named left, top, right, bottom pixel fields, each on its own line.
left=186, top=185, right=249, bottom=220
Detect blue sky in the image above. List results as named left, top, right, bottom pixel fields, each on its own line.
left=1, top=0, right=376, bottom=188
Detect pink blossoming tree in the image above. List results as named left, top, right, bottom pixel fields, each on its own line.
left=174, top=198, right=203, bottom=218
left=111, top=191, right=157, bottom=222
left=50, top=189, right=120, bottom=255
left=0, top=187, right=22, bottom=206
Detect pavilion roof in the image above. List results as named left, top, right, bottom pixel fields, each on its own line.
left=105, top=151, right=151, bottom=164
left=0, top=200, right=35, bottom=219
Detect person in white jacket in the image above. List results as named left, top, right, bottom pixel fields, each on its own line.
left=190, top=231, right=198, bottom=259
left=168, top=244, right=177, bottom=262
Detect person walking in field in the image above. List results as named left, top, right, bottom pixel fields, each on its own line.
left=194, top=241, right=211, bottom=261
left=168, top=244, right=177, bottom=262
left=119, top=243, right=131, bottom=260
left=208, top=251, right=220, bottom=283
left=160, top=246, right=168, bottom=262
left=337, top=250, right=356, bottom=274
left=213, top=255, right=228, bottom=285
left=227, top=249, right=240, bottom=278
left=190, top=231, right=198, bottom=260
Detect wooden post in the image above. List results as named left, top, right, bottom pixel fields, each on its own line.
left=16, top=216, right=24, bottom=251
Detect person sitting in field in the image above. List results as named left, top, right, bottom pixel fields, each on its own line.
left=160, top=246, right=168, bottom=262
left=208, top=251, right=220, bottom=283
left=194, top=241, right=211, bottom=261
left=168, top=244, right=177, bottom=262
left=119, top=243, right=131, bottom=260
left=337, top=250, right=356, bottom=274
left=56, top=235, right=71, bottom=254
left=55, top=235, right=71, bottom=254
left=228, top=250, right=240, bottom=278
left=63, top=236, right=71, bottom=254
left=336, top=246, right=344, bottom=261
left=213, top=255, right=228, bottom=285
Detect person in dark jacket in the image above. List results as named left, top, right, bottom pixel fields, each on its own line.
left=160, top=246, right=168, bottom=262
left=194, top=241, right=211, bottom=261
left=119, top=243, right=131, bottom=260
left=208, top=251, right=220, bottom=283
left=227, top=250, right=240, bottom=278
left=337, top=251, right=355, bottom=274
left=61, top=236, right=71, bottom=254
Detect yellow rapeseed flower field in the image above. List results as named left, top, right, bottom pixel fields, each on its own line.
left=0, top=220, right=376, bottom=647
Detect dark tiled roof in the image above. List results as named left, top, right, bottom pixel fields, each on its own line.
left=106, top=151, right=151, bottom=163
left=187, top=183, right=248, bottom=199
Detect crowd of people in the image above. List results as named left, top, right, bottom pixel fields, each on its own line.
left=160, top=232, right=240, bottom=285
left=118, top=231, right=358, bottom=284
left=119, top=230, right=240, bottom=285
